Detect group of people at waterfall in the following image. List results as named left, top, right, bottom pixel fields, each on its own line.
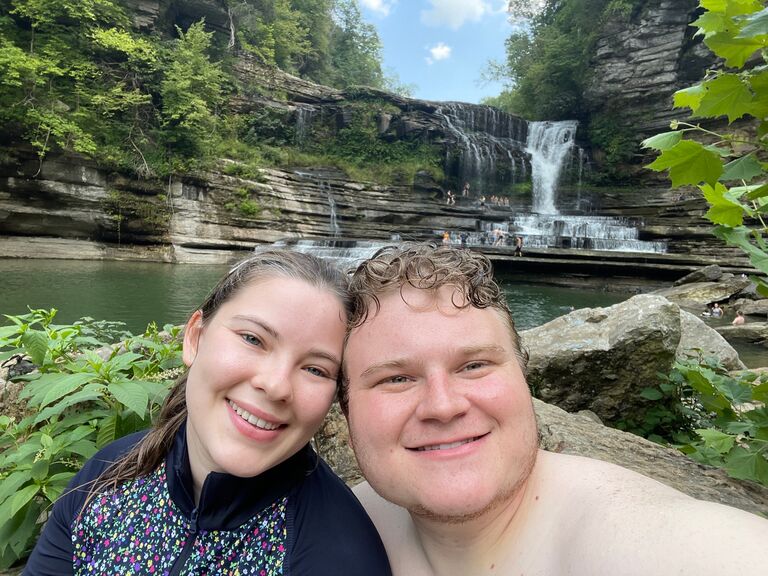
left=28, top=244, right=768, bottom=575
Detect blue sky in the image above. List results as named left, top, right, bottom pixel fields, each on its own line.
left=358, top=0, right=514, bottom=104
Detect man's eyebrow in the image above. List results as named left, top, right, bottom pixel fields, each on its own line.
left=459, top=345, right=507, bottom=356
left=359, top=359, right=409, bottom=379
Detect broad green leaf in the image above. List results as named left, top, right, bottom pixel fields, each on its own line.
left=673, top=84, right=706, bottom=111
left=705, top=29, right=765, bottom=68
left=700, top=0, right=728, bottom=13
left=695, top=428, right=735, bottom=453
left=30, top=458, right=49, bottom=482
left=712, top=376, right=753, bottom=405
left=639, top=387, right=664, bottom=400
left=695, top=74, right=754, bottom=122
left=37, top=372, right=96, bottom=408
left=21, top=329, right=48, bottom=366
left=737, top=7, right=768, bottom=38
left=691, top=11, right=729, bottom=36
left=109, top=381, right=149, bottom=418
left=713, top=226, right=768, bottom=274
left=0, top=472, right=31, bottom=508
left=96, top=414, right=117, bottom=449
left=725, top=421, right=756, bottom=435
left=10, top=484, right=39, bottom=517
left=640, top=131, right=682, bottom=151
left=32, top=385, right=104, bottom=425
left=724, top=446, right=768, bottom=483
left=700, top=182, right=745, bottom=226
left=720, top=153, right=763, bottom=181
left=647, top=140, right=723, bottom=187
left=742, top=183, right=768, bottom=200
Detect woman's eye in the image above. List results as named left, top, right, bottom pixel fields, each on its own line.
left=241, top=333, right=263, bottom=347
left=305, top=366, right=331, bottom=379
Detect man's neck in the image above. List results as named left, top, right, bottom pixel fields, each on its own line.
left=410, top=457, right=541, bottom=576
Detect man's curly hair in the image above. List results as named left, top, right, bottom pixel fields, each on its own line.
left=340, top=242, right=528, bottom=414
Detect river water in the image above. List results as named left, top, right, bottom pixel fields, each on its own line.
left=0, top=258, right=762, bottom=367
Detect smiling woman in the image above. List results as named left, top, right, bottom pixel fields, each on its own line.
left=24, top=250, right=392, bottom=576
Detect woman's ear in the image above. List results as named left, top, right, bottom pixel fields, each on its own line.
left=182, top=310, right=204, bottom=368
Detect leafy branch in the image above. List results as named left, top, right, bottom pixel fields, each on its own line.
left=643, top=0, right=768, bottom=295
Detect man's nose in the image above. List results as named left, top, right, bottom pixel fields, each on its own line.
left=415, top=372, right=469, bottom=422
left=249, top=356, right=293, bottom=402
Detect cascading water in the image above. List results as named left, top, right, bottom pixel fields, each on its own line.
left=321, top=181, right=340, bottom=237
left=525, top=121, right=578, bottom=214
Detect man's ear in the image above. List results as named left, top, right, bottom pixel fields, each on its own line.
left=182, top=310, right=204, bottom=368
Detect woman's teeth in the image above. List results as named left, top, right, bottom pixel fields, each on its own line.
left=228, top=400, right=280, bottom=430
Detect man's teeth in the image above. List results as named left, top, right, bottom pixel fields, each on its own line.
left=228, top=400, right=280, bottom=430
left=417, top=438, right=476, bottom=451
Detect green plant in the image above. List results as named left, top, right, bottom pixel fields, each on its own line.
left=0, top=309, right=182, bottom=568
left=624, top=355, right=768, bottom=487
left=643, top=0, right=768, bottom=295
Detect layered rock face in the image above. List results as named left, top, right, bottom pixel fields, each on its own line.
left=584, top=0, right=709, bottom=136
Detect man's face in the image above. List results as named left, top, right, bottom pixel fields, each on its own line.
left=344, top=285, right=538, bottom=522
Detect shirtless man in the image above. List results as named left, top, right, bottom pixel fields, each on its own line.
left=340, top=243, right=768, bottom=576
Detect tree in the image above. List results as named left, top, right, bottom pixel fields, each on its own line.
left=160, top=20, right=225, bottom=168
left=328, top=0, right=385, bottom=89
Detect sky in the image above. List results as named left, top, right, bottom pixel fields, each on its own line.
left=358, top=0, right=514, bottom=104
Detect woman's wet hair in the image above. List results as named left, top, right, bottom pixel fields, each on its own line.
left=339, top=242, right=528, bottom=414
left=83, top=248, right=350, bottom=506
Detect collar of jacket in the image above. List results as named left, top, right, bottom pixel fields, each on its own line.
left=166, top=422, right=315, bottom=530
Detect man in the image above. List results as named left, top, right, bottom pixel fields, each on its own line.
left=340, top=243, right=768, bottom=576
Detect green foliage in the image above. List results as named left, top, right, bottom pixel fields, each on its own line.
left=643, top=0, right=768, bottom=295
left=160, top=20, right=225, bottom=168
left=489, top=0, right=645, bottom=119
left=0, top=309, right=182, bottom=567
left=624, top=355, right=768, bottom=487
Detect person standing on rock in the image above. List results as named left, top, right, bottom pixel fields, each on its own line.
left=514, top=235, right=523, bottom=257
left=340, top=242, right=768, bottom=576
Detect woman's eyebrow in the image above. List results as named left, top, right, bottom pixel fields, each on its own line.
left=232, top=315, right=280, bottom=340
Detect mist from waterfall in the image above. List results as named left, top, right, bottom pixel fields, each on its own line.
left=526, top=121, right=578, bottom=214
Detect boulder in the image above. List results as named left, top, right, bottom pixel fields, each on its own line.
left=715, top=323, right=768, bottom=346
left=678, top=310, right=745, bottom=370
left=673, top=264, right=723, bottom=286
left=652, top=277, right=753, bottom=310
left=521, top=294, right=681, bottom=423
left=314, top=401, right=768, bottom=517
left=520, top=295, right=746, bottom=423
left=733, top=298, right=768, bottom=319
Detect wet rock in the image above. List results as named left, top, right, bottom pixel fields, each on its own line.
left=674, top=264, right=723, bottom=286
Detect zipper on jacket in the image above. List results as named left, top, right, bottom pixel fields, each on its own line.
left=168, top=508, right=198, bottom=576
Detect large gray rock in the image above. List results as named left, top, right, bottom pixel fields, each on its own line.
left=715, top=323, right=768, bottom=346
left=674, top=264, right=723, bottom=286
left=652, top=277, right=753, bottom=310
left=520, top=295, right=746, bottom=423
left=521, top=294, right=681, bottom=423
left=314, top=401, right=768, bottom=517
left=679, top=310, right=746, bottom=370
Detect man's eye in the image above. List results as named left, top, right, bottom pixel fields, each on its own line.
left=241, top=333, right=262, bottom=347
left=463, top=361, right=486, bottom=371
left=382, top=375, right=409, bottom=385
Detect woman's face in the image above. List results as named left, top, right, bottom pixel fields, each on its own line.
left=182, top=276, right=346, bottom=489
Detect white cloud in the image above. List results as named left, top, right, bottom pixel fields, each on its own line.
left=425, top=42, right=452, bottom=65
left=421, top=0, right=490, bottom=30
left=359, top=0, right=395, bottom=17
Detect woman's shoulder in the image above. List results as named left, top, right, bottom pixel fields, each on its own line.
left=287, top=455, right=391, bottom=575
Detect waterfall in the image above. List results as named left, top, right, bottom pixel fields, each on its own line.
left=294, top=105, right=317, bottom=146
left=526, top=121, right=578, bottom=214
left=322, top=182, right=341, bottom=237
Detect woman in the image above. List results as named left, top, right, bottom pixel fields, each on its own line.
left=25, top=249, right=390, bottom=575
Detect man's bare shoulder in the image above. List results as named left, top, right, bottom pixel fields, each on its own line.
left=540, top=451, right=768, bottom=575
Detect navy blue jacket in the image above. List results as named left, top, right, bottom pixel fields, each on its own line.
left=25, top=426, right=391, bottom=575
